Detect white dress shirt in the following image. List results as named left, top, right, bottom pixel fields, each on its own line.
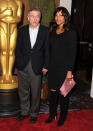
left=29, top=24, right=40, bottom=48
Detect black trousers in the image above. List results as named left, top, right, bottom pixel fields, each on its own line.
left=18, top=60, right=41, bottom=117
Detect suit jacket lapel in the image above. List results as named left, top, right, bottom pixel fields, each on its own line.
left=26, top=25, right=32, bottom=49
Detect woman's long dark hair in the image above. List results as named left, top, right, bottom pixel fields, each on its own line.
left=50, top=6, right=72, bottom=31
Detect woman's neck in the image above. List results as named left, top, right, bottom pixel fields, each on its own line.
left=56, top=25, right=64, bottom=34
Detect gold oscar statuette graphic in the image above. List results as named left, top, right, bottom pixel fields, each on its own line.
left=0, top=0, right=22, bottom=89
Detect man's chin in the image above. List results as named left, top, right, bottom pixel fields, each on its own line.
left=30, top=24, right=38, bottom=28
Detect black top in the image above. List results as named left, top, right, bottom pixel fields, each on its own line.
left=48, top=30, right=77, bottom=91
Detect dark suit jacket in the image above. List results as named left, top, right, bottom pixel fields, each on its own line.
left=15, top=24, right=50, bottom=74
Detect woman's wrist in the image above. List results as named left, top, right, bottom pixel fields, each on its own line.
left=66, top=71, right=72, bottom=79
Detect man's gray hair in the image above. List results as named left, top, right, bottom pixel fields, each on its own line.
left=28, top=8, right=41, bottom=17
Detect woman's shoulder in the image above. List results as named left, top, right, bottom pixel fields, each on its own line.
left=66, top=29, right=77, bottom=37
left=67, top=29, right=76, bottom=34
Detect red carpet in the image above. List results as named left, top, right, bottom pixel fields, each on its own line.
left=0, top=110, right=93, bottom=131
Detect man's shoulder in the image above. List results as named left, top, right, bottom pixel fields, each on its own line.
left=18, top=24, right=29, bottom=32
left=39, top=25, right=50, bottom=35
left=40, top=24, right=49, bottom=31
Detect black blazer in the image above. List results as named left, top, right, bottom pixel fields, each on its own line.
left=15, top=24, right=50, bottom=74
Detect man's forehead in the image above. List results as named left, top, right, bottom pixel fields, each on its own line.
left=29, top=10, right=40, bottom=15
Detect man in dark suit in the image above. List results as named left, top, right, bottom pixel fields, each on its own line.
left=15, top=8, right=50, bottom=123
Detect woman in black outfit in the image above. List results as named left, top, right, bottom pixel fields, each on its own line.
left=45, top=7, right=77, bottom=126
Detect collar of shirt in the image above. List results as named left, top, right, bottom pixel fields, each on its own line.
left=29, top=24, right=40, bottom=48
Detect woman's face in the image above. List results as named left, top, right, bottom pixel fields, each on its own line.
left=55, top=11, right=65, bottom=26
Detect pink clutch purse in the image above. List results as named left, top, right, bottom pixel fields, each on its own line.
left=60, top=77, right=76, bottom=97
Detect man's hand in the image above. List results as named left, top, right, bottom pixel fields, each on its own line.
left=42, top=68, right=48, bottom=75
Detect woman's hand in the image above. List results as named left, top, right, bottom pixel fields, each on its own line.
left=66, top=71, right=72, bottom=80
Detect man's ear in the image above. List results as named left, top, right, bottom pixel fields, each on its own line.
left=27, top=16, right=29, bottom=21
